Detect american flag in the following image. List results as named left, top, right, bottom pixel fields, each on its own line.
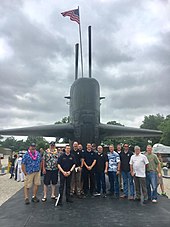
left=61, top=8, right=80, bottom=24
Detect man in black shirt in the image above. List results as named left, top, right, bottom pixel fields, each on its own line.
left=57, top=145, right=76, bottom=205
left=120, top=144, right=134, bottom=199
left=70, top=141, right=83, bottom=198
left=82, top=143, right=97, bottom=196
left=94, top=146, right=108, bottom=197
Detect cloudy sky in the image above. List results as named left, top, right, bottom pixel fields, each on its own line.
left=0, top=0, right=170, bottom=135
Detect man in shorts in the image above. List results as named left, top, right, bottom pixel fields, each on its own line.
left=22, top=143, right=41, bottom=205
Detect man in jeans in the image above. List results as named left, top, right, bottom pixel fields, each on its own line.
left=145, top=145, right=161, bottom=203
left=120, top=144, right=134, bottom=200
left=107, top=145, right=120, bottom=198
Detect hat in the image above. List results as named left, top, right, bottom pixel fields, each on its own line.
left=50, top=141, right=55, bottom=146
left=31, top=143, right=36, bottom=147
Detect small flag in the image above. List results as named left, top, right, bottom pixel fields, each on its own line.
left=61, top=8, right=80, bottom=24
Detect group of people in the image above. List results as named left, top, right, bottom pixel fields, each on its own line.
left=20, top=141, right=167, bottom=206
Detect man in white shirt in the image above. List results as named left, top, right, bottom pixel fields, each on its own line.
left=130, top=146, right=149, bottom=204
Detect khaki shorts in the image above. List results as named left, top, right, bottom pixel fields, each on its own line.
left=24, top=171, right=41, bottom=188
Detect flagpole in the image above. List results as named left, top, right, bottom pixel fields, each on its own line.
left=78, top=6, right=84, bottom=78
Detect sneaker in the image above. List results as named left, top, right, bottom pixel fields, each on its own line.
left=94, top=192, right=101, bottom=197
left=152, top=199, right=157, bottom=203
left=31, top=196, right=40, bottom=203
left=25, top=198, right=30, bottom=205
left=103, top=193, right=107, bottom=198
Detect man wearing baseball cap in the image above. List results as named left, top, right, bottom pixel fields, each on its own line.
left=22, top=143, right=41, bottom=205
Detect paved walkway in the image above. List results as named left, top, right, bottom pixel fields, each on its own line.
left=0, top=186, right=169, bottom=227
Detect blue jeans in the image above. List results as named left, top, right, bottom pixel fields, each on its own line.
left=95, top=172, right=106, bottom=194
left=146, top=171, right=158, bottom=200
left=108, top=171, right=119, bottom=196
left=122, top=171, right=134, bottom=197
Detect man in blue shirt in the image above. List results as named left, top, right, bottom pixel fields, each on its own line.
left=107, top=144, right=120, bottom=198
left=21, top=143, right=41, bottom=205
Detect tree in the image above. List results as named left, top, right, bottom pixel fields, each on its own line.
left=54, top=116, right=70, bottom=143
left=0, top=135, right=3, bottom=146
left=55, top=116, right=70, bottom=124
left=140, top=114, right=164, bottom=130
left=1, top=136, right=18, bottom=151
left=140, top=114, right=164, bottom=145
left=107, top=121, right=124, bottom=126
left=25, top=136, right=49, bottom=151
left=159, top=115, right=170, bottom=146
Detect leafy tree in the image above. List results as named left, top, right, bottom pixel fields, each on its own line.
left=54, top=116, right=70, bottom=143
left=55, top=116, right=70, bottom=124
left=107, top=121, right=124, bottom=126
left=140, top=114, right=164, bottom=145
left=25, top=136, right=49, bottom=151
left=1, top=136, right=18, bottom=151
left=140, top=114, right=164, bottom=130
left=0, top=135, right=3, bottom=146
left=159, top=115, right=170, bottom=146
